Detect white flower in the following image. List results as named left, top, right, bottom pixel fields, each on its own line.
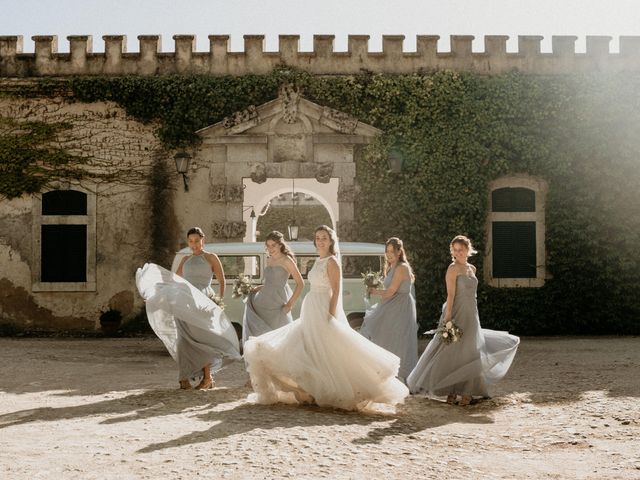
left=445, top=321, right=453, bottom=329
left=442, top=332, right=449, bottom=338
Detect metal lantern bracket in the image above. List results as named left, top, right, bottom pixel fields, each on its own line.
left=174, top=151, right=192, bottom=191
left=287, top=178, right=299, bottom=241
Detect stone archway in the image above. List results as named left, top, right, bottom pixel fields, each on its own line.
left=242, top=177, right=339, bottom=243
left=193, top=84, right=381, bottom=243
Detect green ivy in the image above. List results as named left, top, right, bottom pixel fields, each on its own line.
left=2, top=69, right=639, bottom=334
left=0, top=117, right=87, bottom=199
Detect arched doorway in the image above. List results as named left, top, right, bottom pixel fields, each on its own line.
left=243, top=178, right=338, bottom=243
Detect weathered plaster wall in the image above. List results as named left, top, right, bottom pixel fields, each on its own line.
left=0, top=96, right=168, bottom=331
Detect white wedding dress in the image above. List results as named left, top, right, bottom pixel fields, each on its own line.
left=243, top=256, right=409, bottom=412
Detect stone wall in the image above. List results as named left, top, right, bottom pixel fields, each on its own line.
left=0, top=95, right=168, bottom=331
left=1, top=34, right=640, bottom=77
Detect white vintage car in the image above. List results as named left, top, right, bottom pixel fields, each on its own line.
left=171, top=241, right=385, bottom=330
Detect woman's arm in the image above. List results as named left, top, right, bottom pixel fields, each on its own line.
left=370, top=264, right=409, bottom=299
left=444, top=264, right=457, bottom=322
left=327, top=256, right=341, bottom=318
left=176, top=256, right=188, bottom=278
left=207, top=253, right=226, bottom=297
left=283, top=257, right=305, bottom=313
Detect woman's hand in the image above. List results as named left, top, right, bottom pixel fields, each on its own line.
left=368, top=287, right=378, bottom=295
left=282, top=303, right=292, bottom=314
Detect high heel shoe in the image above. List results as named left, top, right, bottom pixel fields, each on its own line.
left=179, top=379, right=192, bottom=390
left=196, top=376, right=215, bottom=390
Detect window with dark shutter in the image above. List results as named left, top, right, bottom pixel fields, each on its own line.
left=41, top=225, right=87, bottom=282
left=39, top=190, right=89, bottom=284
left=492, top=188, right=535, bottom=212
left=492, top=221, right=536, bottom=278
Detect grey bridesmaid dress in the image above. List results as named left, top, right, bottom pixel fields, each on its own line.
left=176, top=254, right=239, bottom=381
left=407, top=274, right=520, bottom=398
left=359, top=265, right=419, bottom=380
left=242, top=265, right=293, bottom=345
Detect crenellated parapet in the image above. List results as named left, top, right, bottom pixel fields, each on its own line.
left=1, top=34, right=640, bottom=77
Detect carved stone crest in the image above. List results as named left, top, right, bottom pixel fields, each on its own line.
left=209, top=184, right=245, bottom=202
left=211, top=221, right=247, bottom=239
left=319, top=107, right=358, bottom=134
left=279, top=83, right=301, bottom=124
left=315, top=162, right=334, bottom=183
left=222, top=105, right=259, bottom=133
left=250, top=163, right=267, bottom=184
left=209, top=184, right=227, bottom=202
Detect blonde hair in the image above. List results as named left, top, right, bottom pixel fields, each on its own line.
left=450, top=235, right=478, bottom=260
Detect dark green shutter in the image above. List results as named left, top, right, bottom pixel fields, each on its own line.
left=41, top=225, right=87, bottom=282
left=492, top=188, right=535, bottom=212
left=492, top=222, right=536, bottom=278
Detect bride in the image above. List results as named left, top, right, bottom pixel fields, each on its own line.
left=243, top=225, right=409, bottom=412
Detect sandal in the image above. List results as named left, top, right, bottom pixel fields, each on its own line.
left=459, top=395, right=472, bottom=406
left=196, top=376, right=215, bottom=390
left=446, top=394, right=457, bottom=405
left=179, top=379, right=192, bottom=390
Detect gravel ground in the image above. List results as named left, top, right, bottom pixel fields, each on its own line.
left=0, top=336, right=638, bottom=480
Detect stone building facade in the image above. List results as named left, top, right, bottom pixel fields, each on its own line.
left=0, top=34, right=639, bottom=332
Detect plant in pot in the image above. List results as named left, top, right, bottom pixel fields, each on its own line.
left=99, top=309, right=122, bottom=336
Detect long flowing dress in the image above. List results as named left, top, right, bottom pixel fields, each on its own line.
left=243, top=256, right=409, bottom=412
left=407, top=274, right=519, bottom=398
left=359, top=265, right=419, bottom=381
left=242, top=265, right=293, bottom=345
left=135, top=258, right=241, bottom=385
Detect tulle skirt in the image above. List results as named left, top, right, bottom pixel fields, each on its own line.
left=360, top=293, right=419, bottom=380
left=243, top=288, right=409, bottom=412
left=135, top=263, right=241, bottom=383
left=407, top=303, right=519, bottom=398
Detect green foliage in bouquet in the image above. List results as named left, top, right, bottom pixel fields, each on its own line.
left=232, top=274, right=253, bottom=300
left=361, top=269, right=384, bottom=299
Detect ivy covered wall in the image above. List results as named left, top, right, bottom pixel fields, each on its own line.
left=3, top=69, right=639, bottom=334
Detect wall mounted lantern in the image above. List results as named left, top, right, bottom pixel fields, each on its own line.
left=174, top=151, right=192, bottom=191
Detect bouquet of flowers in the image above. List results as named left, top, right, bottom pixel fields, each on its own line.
left=207, top=292, right=225, bottom=310
left=361, top=269, right=384, bottom=299
left=425, top=320, right=463, bottom=344
left=232, top=274, right=253, bottom=300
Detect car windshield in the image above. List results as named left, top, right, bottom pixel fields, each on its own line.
left=218, top=255, right=261, bottom=279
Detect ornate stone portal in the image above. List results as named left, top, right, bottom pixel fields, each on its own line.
left=194, top=85, right=381, bottom=241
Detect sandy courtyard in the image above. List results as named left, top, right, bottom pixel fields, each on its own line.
left=0, top=336, right=638, bottom=480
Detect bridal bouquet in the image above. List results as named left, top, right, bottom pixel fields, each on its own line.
left=207, top=292, right=225, bottom=310
left=425, top=320, right=463, bottom=344
left=361, top=269, right=384, bottom=299
left=232, top=274, right=253, bottom=300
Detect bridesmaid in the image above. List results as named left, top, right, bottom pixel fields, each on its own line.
left=360, top=237, right=418, bottom=382
left=174, top=227, right=231, bottom=390
left=407, top=235, right=520, bottom=405
left=242, top=231, right=304, bottom=345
